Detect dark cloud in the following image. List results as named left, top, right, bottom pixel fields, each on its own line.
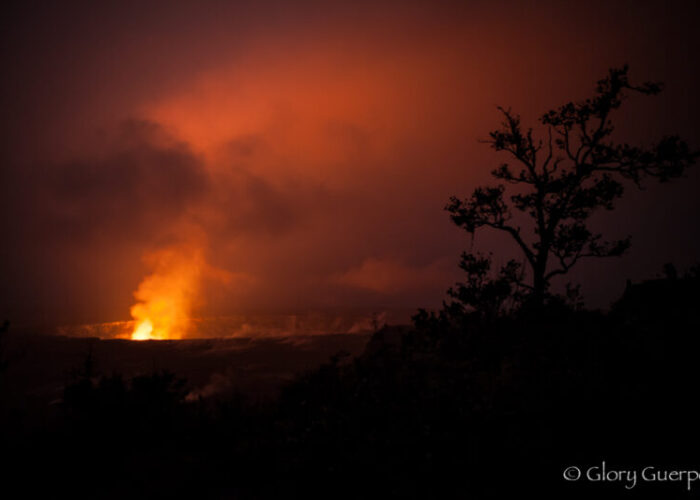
left=206, top=134, right=349, bottom=238
left=48, top=121, right=209, bottom=242
left=0, top=121, right=211, bottom=324
left=2, top=120, right=207, bottom=245
left=0, top=119, right=356, bottom=325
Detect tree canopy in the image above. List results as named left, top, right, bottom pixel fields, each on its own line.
left=446, top=65, right=697, bottom=311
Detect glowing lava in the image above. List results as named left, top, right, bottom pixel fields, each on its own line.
left=131, top=318, right=154, bottom=340
left=129, top=245, right=203, bottom=340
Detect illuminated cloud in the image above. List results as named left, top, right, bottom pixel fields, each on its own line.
left=334, top=257, right=452, bottom=294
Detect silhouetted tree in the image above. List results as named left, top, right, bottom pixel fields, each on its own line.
left=447, top=66, right=697, bottom=306
left=446, top=252, right=525, bottom=319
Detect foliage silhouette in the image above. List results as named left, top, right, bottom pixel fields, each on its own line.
left=1, top=269, right=699, bottom=499
left=446, top=65, right=697, bottom=307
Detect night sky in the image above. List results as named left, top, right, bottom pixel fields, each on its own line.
left=2, top=0, right=699, bottom=331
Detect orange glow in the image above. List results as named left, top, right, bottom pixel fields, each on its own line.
left=130, top=318, right=154, bottom=340
left=129, top=245, right=204, bottom=340
left=141, top=42, right=475, bottom=185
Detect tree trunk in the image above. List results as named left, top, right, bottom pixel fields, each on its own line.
left=531, top=252, right=549, bottom=308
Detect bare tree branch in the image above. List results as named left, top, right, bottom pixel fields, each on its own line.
left=447, top=66, right=697, bottom=307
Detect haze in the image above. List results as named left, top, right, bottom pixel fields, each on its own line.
left=2, top=0, right=699, bottom=331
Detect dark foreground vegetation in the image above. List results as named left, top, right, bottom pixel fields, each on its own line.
left=1, top=268, right=699, bottom=499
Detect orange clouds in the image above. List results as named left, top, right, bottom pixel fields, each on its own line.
left=334, top=257, right=452, bottom=294
left=141, top=36, right=484, bottom=184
